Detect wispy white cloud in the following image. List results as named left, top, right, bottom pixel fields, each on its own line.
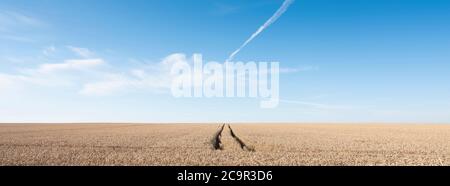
left=0, top=11, right=44, bottom=31
left=67, top=46, right=95, bottom=58
left=0, top=46, right=106, bottom=92
left=279, top=99, right=355, bottom=110
left=0, top=60, right=105, bottom=92
left=0, top=11, right=45, bottom=43
left=35, top=59, right=105, bottom=74
left=0, top=34, right=35, bottom=42
left=79, top=72, right=171, bottom=96
left=3, top=11, right=43, bottom=26
left=227, top=0, right=295, bottom=62
left=279, top=66, right=318, bottom=73
left=79, top=53, right=184, bottom=96
left=2, top=46, right=303, bottom=97
left=0, top=49, right=181, bottom=96
left=42, top=45, right=56, bottom=56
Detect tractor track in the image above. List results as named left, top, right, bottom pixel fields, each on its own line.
left=227, top=124, right=255, bottom=152
left=211, top=123, right=254, bottom=152
left=211, top=124, right=225, bottom=150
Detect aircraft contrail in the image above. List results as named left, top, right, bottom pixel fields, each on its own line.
left=226, top=0, right=295, bottom=62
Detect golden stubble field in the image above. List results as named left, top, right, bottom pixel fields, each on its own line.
left=0, top=123, right=449, bottom=166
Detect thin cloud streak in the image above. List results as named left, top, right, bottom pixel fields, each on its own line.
left=0, top=11, right=44, bottom=30
left=67, top=46, right=95, bottom=58
left=279, top=99, right=355, bottom=110
left=226, top=0, right=295, bottom=62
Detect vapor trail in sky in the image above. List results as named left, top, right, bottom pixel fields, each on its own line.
left=226, top=0, right=295, bottom=62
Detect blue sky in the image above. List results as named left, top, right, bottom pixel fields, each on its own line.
left=1, top=0, right=449, bottom=123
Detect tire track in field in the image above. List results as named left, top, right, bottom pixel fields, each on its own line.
left=211, top=123, right=254, bottom=152
left=227, top=124, right=255, bottom=152
left=211, top=124, right=225, bottom=150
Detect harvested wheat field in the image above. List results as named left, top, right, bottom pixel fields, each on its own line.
left=1, top=123, right=449, bottom=166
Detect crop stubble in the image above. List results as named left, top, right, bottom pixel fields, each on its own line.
left=0, top=123, right=449, bottom=165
